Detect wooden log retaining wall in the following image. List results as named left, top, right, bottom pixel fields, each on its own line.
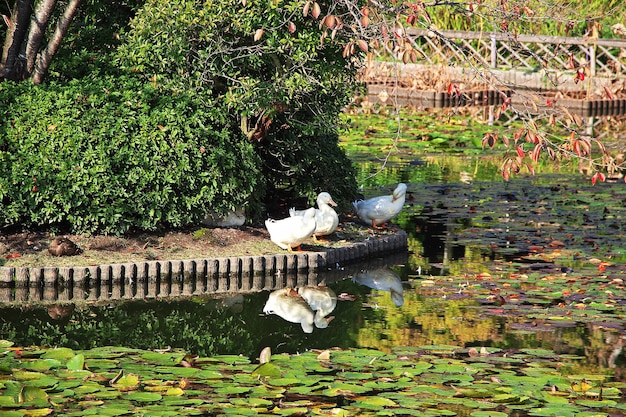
left=0, top=231, right=408, bottom=303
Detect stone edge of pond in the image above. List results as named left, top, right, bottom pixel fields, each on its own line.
left=0, top=230, right=408, bottom=288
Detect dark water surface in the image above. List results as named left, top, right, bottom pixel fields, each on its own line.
left=1, top=156, right=625, bottom=382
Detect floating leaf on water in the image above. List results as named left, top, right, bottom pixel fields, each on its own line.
left=13, top=370, right=47, bottom=381
left=210, top=355, right=251, bottom=365
left=111, top=374, right=140, bottom=391
left=195, top=369, right=223, bottom=379
left=42, top=348, right=75, bottom=361
left=267, top=377, right=303, bottom=387
left=122, top=392, right=162, bottom=402
left=214, top=386, right=253, bottom=395
left=576, top=399, right=617, bottom=408
left=229, top=397, right=273, bottom=407
left=317, top=350, right=331, bottom=361
left=20, top=408, right=53, bottom=417
left=164, top=387, right=184, bottom=396
left=22, top=376, right=59, bottom=389
left=23, top=359, right=61, bottom=371
left=152, top=366, right=199, bottom=378
left=251, top=362, right=281, bottom=378
left=140, top=351, right=185, bottom=365
left=352, top=396, right=398, bottom=409
left=0, top=393, right=18, bottom=407
left=91, top=405, right=133, bottom=416
left=66, top=354, right=85, bottom=371
left=22, top=386, right=49, bottom=402
left=0, top=340, right=14, bottom=348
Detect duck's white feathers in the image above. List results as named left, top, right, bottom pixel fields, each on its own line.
left=289, top=192, right=338, bottom=237
left=353, top=183, right=407, bottom=227
left=265, top=207, right=316, bottom=251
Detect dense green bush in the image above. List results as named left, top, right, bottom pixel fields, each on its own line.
left=0, top=0, right=361, bottom=234
left=0, top=76, right=264, bottom=234
left=117, top=0, right=361, bottom=210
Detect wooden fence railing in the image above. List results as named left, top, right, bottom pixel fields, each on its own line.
left=363, top=30, right=626, bottom=137
left=406, top=29, right=626, bottom=81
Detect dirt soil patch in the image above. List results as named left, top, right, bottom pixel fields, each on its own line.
left=0, top=220, right=387, bottom=268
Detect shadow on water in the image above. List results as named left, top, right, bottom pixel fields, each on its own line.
left=0, top=253, right=410, bottom=359
left=1, top=155, right=625, bottom=382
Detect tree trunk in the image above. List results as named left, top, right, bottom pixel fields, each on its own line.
left=25, top=0, right=57, bottom=76
left=1, top=0, right=81, bottom=83
left=32, top=0, right=81, bottom=84
left=0, top=0, right=33, bottom=80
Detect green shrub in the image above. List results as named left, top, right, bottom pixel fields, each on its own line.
left=117, top=0, right=361, bottom=211
left=0, top=76, right=264, bottom=234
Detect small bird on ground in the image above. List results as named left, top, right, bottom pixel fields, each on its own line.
left=48, top=237, right=82, bottom=256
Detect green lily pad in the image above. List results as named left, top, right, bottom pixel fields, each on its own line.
left=251, top=362, right=281, bottom=378
left=111, top=374, right=140, bottom=390
left=42, top=348, right=75, bottom=361
left=66, top=354, right=85, bottom=371
left=123, top=392, right=162, bottom=402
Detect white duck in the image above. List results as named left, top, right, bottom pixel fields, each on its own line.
left=297, top=286, right=337, bottom=329
left=289, top=192, right=339, bottom=241
left=353, top=183, right=407, bottom=228
left=263, top=288, right=316, bottom=333
left=265, top=207, right=316, bottom=252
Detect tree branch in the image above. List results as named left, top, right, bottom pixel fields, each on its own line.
left=32, top=0, right=81, bottom=84
left=25, top=0, right=56, bottom=75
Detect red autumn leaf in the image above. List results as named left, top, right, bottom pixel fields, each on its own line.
left=575, top=70, right=585, bottom=83
left=324, top=14, right=336, bottom=29
left=568, top=54, right=575, bottom=69
left=516, top=145, right=525, bottom=158
left=288, top=21, right=296, bottom=34
left=592, top=138, right=606, bottom=154
left=604, top=86, right=614, bottom=100
left=482, top=133, right=497, bottom=149
left=531, top=143, right=541, bottom=162
left=356, top=39, right=368, bottom=52
left=5, top=253, right=21, bottom=259
left=311, top=1, right=321, bottom=19
left=513, top=129, right=525, bottom=142
left=573, top=139, right=581, bottom=156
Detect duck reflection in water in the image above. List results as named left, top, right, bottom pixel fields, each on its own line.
left=352, top=267, right=405, bottom=307
left=262, top=286, right=337, bottom=333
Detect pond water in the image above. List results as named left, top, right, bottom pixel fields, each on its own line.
left=1, top=152, right=625, bottom=381
left=2, top=148, right=626, bottom=415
